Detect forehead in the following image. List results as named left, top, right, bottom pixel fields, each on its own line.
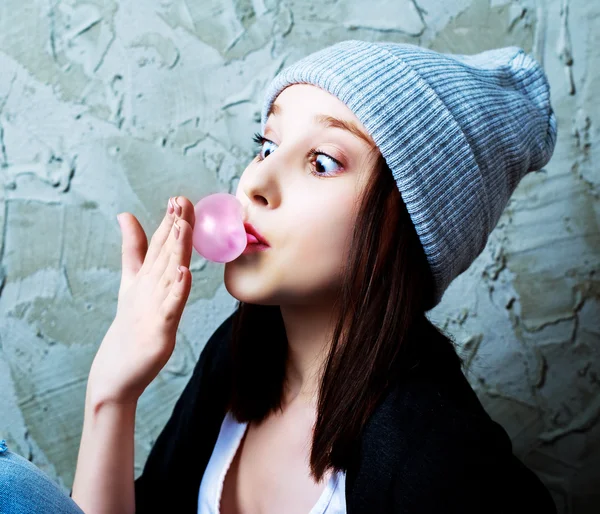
left=266, top=84, right=377, bottom=150
left=268, top=83, right=356, bottom=120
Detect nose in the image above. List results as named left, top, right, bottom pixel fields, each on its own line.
left=239, top=147, right=285, bottom=211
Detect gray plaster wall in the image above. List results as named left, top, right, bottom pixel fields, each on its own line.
left=0, top=0, right=598, bottom=512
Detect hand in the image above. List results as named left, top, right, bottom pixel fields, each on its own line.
left=87, top=196, right=196, bottom=407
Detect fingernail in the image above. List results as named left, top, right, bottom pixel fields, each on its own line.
left=167, top=197, right=174, bottom=215
left=177, top=266, right=184, bottom=282
left=174, top=196, right=182, bottom=216
left=173, top=220, right=180, bottom=240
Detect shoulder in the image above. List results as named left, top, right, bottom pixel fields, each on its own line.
left=366, top=338, right=503, bottom=449
left=359, top=366, right=556, bottom=513
left=365, top=364, right=510, bottom=466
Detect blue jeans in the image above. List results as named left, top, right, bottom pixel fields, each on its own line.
left=0, top=440, right=85, bottom=514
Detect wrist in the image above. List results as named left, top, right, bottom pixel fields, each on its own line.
left=85, top=386, right=138, bottom=417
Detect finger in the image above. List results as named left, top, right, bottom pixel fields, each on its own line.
left=147, top=196, right=194, bottom=280
left=146, top=196, right=196, bottom=278
left=155, top=218, right=193, bottom=300
left=158, top=265, right=191, bottom=328
left=139, top=197, right=177, bottom=276
left=118, top=212, right=148, bottom=294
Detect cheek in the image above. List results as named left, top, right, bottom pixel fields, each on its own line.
left=292, top=218, right=351, bottom=259
left=223, top=191, right=359, bottom=303
left=284, top=198, right=357, bottom=275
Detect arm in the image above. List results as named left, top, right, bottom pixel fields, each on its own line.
left=134, top=310, right=235, bottom=513
left=69, top=308, right=228, bottom=514
left=70, top=394, right=137, bottom=514
left=68, top=197, right=200, bottom=513
left=68, top=310, right=229, bottom=514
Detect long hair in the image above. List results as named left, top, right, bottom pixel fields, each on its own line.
left=226, top=151, right=464, bottom=481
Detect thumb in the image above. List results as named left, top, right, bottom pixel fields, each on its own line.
left=117, top=212, right=148, bottom=292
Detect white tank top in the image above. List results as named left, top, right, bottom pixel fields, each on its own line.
left=198, top=410, right=347, bottom=513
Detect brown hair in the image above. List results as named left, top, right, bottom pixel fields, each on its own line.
left=226, top=151, right=463, bottom=481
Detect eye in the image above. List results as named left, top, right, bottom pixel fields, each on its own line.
left=252, top=132, right=277, bottom=160
left=307, top=149, right=343, bottom=178
left=251, top=132, right=345, bottom=178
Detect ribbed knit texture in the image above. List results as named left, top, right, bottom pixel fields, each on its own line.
left=260, top=40, right=558, bottom=308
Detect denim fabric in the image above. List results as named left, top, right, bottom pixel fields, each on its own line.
left=0, top=440, right=84, bottom=514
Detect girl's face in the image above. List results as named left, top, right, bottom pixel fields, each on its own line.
left=224, top=83, right=379, bottom=306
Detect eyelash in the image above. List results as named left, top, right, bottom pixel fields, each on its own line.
left=251, top=132, right=344, bottom=178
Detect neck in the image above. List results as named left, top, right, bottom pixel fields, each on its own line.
left=279, top=302, right=339, bottom=409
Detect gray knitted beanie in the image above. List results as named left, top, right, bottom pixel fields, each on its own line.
left=260, top=40, right=558, bottom=309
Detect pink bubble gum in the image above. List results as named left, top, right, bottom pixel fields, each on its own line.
left=192, top=193, right=247, bottom=263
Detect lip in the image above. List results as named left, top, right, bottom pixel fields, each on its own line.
left=244, top=222, right=270, bottom=247
left=242, top=242, right=269, bottom=254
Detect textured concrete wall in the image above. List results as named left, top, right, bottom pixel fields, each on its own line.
left=0, top=0, right=598, bottom=511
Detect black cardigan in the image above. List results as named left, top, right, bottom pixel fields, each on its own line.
left=133, top=310, right=557, bottom=513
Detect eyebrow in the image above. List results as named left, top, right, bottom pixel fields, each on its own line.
left=267, top=102, right=376, bottom=150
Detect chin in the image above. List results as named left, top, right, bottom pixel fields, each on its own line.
left=223, top=265, right=278, bottom=305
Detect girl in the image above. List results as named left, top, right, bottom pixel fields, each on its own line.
left=0, top=39, right=557, bottom=513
